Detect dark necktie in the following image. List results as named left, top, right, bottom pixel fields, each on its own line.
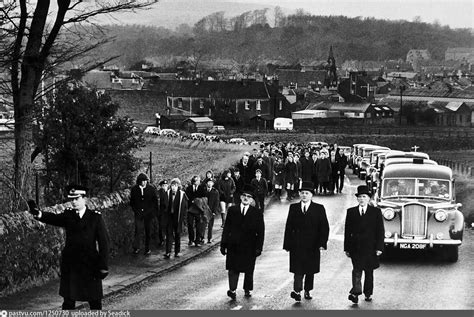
left=303, top=205, right=306, bottom=214
left=242, top=207, right=245, bottom=215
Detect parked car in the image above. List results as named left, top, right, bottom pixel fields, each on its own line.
left=159, top=129, right=180, bottom=137
left=205, top=135, right=220, bottom=142
left=228, top=137, right=247, bottom=145
left=374, top=161, right=464, bottom=262
left=273, top=117, right=293, bottom=131
left=143, top=126, right=160, bottom=135
left=208, top=125, right=226, bottom=134
left=190, top=132, right=206, bottom=141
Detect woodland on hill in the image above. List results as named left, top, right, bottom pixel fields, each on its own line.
left=83, top=9, right=473, bottom=70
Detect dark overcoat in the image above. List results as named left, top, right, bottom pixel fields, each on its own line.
left=344, top=205, right=385, bottom=270
left=130, top=183, right=159, bottom=219
left=221, top=205, right=265, bottom=272
left=39, top=208, right=109, bottom=301
left=283, top=202, right=329, bottom=274
left=300, top=157, right=315, bottom=182
left=161, top=190, right=188, bottom=233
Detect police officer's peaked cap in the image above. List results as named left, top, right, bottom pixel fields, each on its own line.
left=159, top=179, right=168, bottom=186
left=66, top=184, right=88, bottom=199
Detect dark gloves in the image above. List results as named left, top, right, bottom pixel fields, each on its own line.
left=220, top=247, right=226, bottom=256
left=255, top=249, right=262, bottom=257
left=27, top=200, right=39, bottom=216
left=99, top=269, right=109, bottom=279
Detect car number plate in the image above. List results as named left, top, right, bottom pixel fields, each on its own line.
left=399, top=243, right=426, bottom=249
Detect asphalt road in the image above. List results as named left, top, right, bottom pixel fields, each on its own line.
left=103, top=174, right=474, bottom=310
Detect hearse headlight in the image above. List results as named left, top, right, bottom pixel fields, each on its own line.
left=383, top=208, right=395, bottom=220
left=434, top=209, right=447, bottom=222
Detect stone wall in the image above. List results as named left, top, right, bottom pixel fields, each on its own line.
left=108, top=90, right=167, bottom=127
left=0, top=190, right=147, bottom=297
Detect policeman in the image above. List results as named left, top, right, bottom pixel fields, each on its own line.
left=27, top=185, right=110, bottom=310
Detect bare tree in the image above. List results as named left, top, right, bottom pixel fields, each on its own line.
left=0, top=0, right=157, bottom=211
left=273, top=6, right=285, bottom=28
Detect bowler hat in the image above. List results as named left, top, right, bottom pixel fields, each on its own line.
left=241, top=184, right=256, bottom=198
left=355, top=185, right=372, bottom=197
left=299, top=181, right=315, bottom=194
left=66, top=184, right=88, bottom=199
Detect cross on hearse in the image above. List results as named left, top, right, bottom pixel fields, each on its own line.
left=411, top=145, right=419, bottom=152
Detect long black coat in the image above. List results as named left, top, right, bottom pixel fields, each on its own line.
left=283, top=202, right=329, bottom=274
left=39, top=208, right=109, bottom=301
left=344, top=205, right=384, bottom=270
left=130, top=184, right=159, bottom=219
left=221, top=204, right=265, bottom=272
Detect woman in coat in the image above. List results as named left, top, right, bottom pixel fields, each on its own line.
left=316, top=151, right=332, bottom=195
left=283, top=181, right=330, bottom=302
left=284, top=156, right=297, bottom=200
left=216, top=169, right=236, bottom=225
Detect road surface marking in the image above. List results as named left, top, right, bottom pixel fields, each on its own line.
left=231, top=305, right=242, bottom=310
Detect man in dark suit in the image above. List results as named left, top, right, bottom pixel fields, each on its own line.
left=162, top=178, right=188, bottom=258
left=344, top=185, right=384, bottom=304
left=283, top=181, right=330, bottom=302
left=220, top=184, right=265, bottom=300
left=185, top=175, right=206, bottom=246
left=27, top=185, right=109, bottom=310
left=130, top=173, right=159, bottom=255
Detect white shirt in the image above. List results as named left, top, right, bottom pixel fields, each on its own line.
left=359, top=205, right=367, bottom=216
left=139, top=185, right=146, bottom=195
left=240, top=204, right=248, bottom=216
left=301, top=202, right=310, bottom=214
left=77, top=207, right=86, bottom=219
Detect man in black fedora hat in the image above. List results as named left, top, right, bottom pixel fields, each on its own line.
left=27, top=185, right=110, bottom=310
left=283, top=181, right=330, bottom=302
left=221, top=184, right=265, bottom=300
left=344, top=185, right=384, bottom=304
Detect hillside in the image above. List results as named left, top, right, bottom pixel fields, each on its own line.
left=82, top=12, right=474, bottom=69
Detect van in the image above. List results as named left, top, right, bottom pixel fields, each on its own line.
left=274, top=117, right=293, bottom=131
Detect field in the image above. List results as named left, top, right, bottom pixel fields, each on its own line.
left=135, top=137, right=252, bottom=186
left=1, top=133, right=472, bottom=225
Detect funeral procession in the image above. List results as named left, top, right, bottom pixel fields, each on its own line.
left=0, top=0, right=473, bottom=313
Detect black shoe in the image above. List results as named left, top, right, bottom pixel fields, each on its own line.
left=290, top=291, right=301, bottom=302
left=132, top=248, right=140, bottom=255
left=188, top=241, right=194, bottom=246
left=164, top=253, right=171, bottom=259
left=175, top=252, right=181, bottom=257
left=144, top=250, right=151, bottom=256
left=207, top=239, right=212, bottom=244
left=244, top=290, right=252, bottom=298
left=227, top=290, right=236, bottom=300
left=365, top=296, right=372, bottom=302
left=348, top=293, right=359, bottom=304
left=304, top=291, right=312, bottom=300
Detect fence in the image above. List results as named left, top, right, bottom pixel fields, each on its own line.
left=433, top=157, right=474, bottom=178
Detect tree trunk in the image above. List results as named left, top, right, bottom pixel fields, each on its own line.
left=14, top=90, right=35, bottom=211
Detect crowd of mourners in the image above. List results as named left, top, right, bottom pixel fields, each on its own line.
left=128, top=141, right=348, bottom=258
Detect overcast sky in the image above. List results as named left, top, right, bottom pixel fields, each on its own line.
left=218, top=0, right=473, bottom=29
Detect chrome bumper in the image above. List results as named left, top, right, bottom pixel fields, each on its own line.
left=385, top=233, right=462, bottom=247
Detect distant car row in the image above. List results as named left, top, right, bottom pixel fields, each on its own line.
left=349, top=144, right=464, bottom=262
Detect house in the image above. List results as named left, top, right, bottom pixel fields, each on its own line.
left=406, top=49, right=431, bottom=66
left=160, top=114, right=197, bottom=130
left=147, top=78, right=290, bottom=126
left=337, top=72, right=377, bottom=102
left=275, top=69, right=327, bottom=90
left=445, top=48, right=474, bottom=63
left=183, top=117, right=214, bottom=132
